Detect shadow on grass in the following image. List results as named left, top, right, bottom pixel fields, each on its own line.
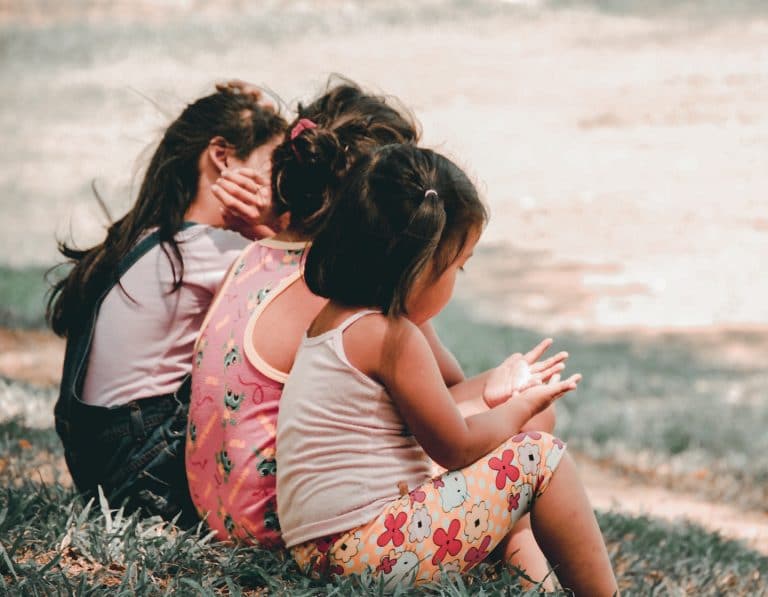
left=434, top=301, right=768, bottom=511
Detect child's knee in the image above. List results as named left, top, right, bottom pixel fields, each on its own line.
left=501, top=431, right=567, bottom=483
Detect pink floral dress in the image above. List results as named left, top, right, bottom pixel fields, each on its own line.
left=186, top=238, right=306, bottom=546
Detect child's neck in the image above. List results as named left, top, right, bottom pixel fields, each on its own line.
left=270, top=229, right=308, bottom=242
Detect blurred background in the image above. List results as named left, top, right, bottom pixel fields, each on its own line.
left=1, top=0, right=767, bottom=575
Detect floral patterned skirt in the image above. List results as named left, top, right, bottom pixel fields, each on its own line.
left=290, top=431, right=566, bottom=590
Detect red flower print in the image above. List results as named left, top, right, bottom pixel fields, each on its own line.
left=313, top=554, right=343, bottom=578
left=376, top=555, right=397, bottom=574
left=488, top=449, right=520, bottom=490
left=377, top=512, right=407, bottom=547
left=507, top=491, right=520, bottom=512
left=553, top=437, right=565, bottom=449
left=511, top=431, right=542, bottom=442
left=433, top=478, right=445, bottom=489
left=432, top=519, right=463, bottom=565
left=463, top=535, right=492, bottom=572
left=316, top=534, right=340, bottom=554
left=409, top=488, right=426, bottom=506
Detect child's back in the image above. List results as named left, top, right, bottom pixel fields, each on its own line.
left=277, top=309, right=431, bottom=547
left=188, top=238, right=305, bottom=544
left=186, top=79, right=421, bottom=545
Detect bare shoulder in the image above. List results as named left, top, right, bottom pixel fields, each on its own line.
left=345, top=312, right=420, bottom=348
left=343, top=313, right=421, bottom=380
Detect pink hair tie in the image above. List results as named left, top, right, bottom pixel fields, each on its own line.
left=290, top=118, right=317, bottom=140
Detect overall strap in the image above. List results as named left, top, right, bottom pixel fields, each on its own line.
left=57, top=223, right=199, bottom=423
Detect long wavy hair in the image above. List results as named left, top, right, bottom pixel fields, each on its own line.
left=47, top=88, right=286, bottom=337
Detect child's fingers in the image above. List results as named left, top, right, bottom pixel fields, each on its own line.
left=214, top=187, right=262, bottom=224
left=212, top=184, right=242, bottom=211
left=538, top=362, right=566, bottom=383
left=558, top=373, right=581, bottom=392
left=219, top=170, right=264, bottom=195
left=220, top=169, right=268, bottom=194
left=216, top=79, right=263, bottom=100
left=524, top=338, right=553, bottom=364
left=215, top=179, right=265, bottom=217
left=501, top=352, right=524, bottom=367
left=520, top=373, right=542, bottom=392
left=522, top=373, right=581, bottom=412
left=530, top=351, right=568, bottom=373
left=217, top=175, right=268, bottom=207
left=548, top=373, right=561, bottom=385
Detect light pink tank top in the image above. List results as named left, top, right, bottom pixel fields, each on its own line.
left=83, top=225, right=249, bottom=407
left=186, top=237, right=307, bottom=546
left=276, top=311, right=433, bottom=548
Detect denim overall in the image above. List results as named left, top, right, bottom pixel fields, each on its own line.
left=54, top=225, right=198, bottom=528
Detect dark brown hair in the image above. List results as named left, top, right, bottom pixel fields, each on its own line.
left=47, top=88, right=287, bottom=337
left=304, top=144, right=488, bottom=317
left=270, top=78, right=420, bottom=237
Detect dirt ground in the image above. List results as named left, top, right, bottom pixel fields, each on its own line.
left=0, top=328, right=65, bottom=388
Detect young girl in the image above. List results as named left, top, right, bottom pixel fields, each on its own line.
left=47, top=85, right=286, bottom=527
left=185, top=81, right=420, bottom=545
left=276, top=144, right=619, bottom=594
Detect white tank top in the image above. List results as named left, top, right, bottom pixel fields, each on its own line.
left=276, top=310, right=432, bottom=548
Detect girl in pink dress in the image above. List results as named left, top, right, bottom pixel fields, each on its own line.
left=186, top=81, right=420, bottom=545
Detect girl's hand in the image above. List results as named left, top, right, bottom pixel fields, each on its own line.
left=212, top=168, right=275, bottom=240
left=518, top=373, right=581, bottom=419
left=216, top=79, right=263, bottom=100
left=483, top=338, right=568, bottom=408
left=216, top=80, right=278, bottom=113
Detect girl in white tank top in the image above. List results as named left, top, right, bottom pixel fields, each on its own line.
left=276, top=145, right=618, bottom=595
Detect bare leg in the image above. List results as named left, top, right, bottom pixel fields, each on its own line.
left=498, top=514, right=556, bottom=591
left=531, top=453, right=618, bottom=596
left=461, top=399, right=559, bottom=591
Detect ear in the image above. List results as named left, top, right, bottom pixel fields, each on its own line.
left=207, top=136, right=233, bottom=173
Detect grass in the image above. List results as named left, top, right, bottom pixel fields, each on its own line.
left=2, top=422, right=768, bottom=596
left=434, top=302, right=768, bottom=511
left=2, top=269, right=768, bottom=593
left=0, top=266, right=52, bottom=330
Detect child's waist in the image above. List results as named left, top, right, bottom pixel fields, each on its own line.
left=277, top=444, right=431, bottom=548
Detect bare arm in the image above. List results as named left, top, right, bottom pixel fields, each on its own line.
left=368, top=319, right=579, bottom=471
left=418, top=320, right=465, bottom=386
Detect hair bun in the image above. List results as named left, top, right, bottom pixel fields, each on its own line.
left=291, top=127, right=347, bottom=175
